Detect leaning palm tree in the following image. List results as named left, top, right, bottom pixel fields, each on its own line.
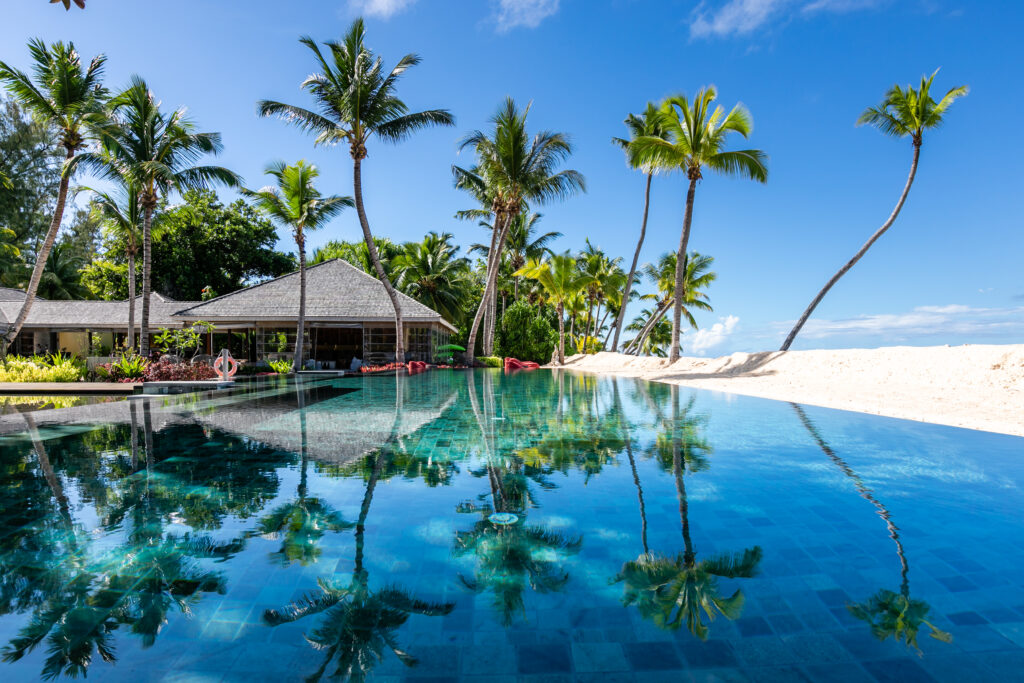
left=630, top=89, right=766, bottom=362
left=73, top=76, right=240, bottom=357
left=780, top=71, right=968, bottom=350
left=623, top=252, right=715, bottom=356
left=258, top=19, right=454, bottom=363
left=243, top=161, right=352, bottom=370
left=454, top=98, right=585, bottom=363
left=610, top=103, right=671, bottom=351
left=85, top=183, right=143, bottom=350
left=470, top=212, right=561, bottom=300
left=515, top=253, right=594, bottom=365
left=0, top=39, right=106, bottom=351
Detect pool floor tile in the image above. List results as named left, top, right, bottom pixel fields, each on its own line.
left=571, top=642, right=630, bottom=672
left=516, top=643, right=572, bottom=674
left=679, top=639, right=740, bottom=668
left=622, top=640, right=683, bottom=670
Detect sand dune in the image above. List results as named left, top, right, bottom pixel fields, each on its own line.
left=558, top=345, right=1024, bottom=437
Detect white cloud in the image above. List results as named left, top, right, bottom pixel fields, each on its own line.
left=689, top=0, right=882, bottom=39
left=690, top=315, right=740, bottom=355
left=348, top=0, right=417, bottom=19
left=492, top=0, right=560, bottom=32
left=772, top=304, right=1024, bottom=342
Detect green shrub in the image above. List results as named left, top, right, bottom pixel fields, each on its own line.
left=268, top=358, right=294, bottom=374
left=0, top=354, right=85, bottom=383
left=495, top=300, right=557, bottom=364
left=478, top=356, right=503, bottom=368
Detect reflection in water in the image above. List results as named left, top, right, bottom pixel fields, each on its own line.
left=264, top=450, right=453, bottom=682
left=616, top=384, right=762, bottom=639
left=791, top=403, right=952, bottom=653
left=455, top=371, right=581, bottom=625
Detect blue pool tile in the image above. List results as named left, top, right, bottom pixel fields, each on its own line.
left=736, top=617, right=774, bottom=637
left=622, top=641, right=683, bottom=670
left=936, top=575, right=978, bottom=592
left=679, top=639, right=740, bottom=668
left=802, top=663, right=873, bottom=683
left=572, top=642, right=630, bottom=672
left=947, top=610, right=988, bottom=626
left=861, top=658, right=937, bottom=682
left=516, top=643, right=572, bottom=674
left=745, top=665, right=812, bottom=682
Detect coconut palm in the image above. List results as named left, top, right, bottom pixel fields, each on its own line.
left=780, top=71, right=968, bottom=350
left=454, top=98, right=584, bottom=363
left=610, top=103, right=671, bottom=351
left=578, top=240, right=625, bottom=344
left=630, top=89, right=766, bottom=361
left=625, top=308, right=672, bottom=357
left=37, top=241, right=88, bottom=300
left=470, top=211, right=561, bottom=300
left=258, top=19, right=454, bottom=363
left=0, top=39, right=106, bottom=351
left=73, top=76, right=240, bottom=357
left=515, top=253, right=594, bottom=365
left=392, top=231, right=471, bottom=325
left=85, top=183, right=143, bottom=349
left=52, top=0, right=86, bottom=9
left=623, top=252, right=715, bottom=356
left=243, top=160, right=352, bottom=369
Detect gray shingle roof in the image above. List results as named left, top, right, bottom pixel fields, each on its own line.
left=0, top=287, right=38, bottom=302
left=0, top=294, right=199, bottom=330
left=175, top=259, right=454, bottom=330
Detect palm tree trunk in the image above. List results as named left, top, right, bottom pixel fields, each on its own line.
left=353, top=156, right=405, bottom=363
left=3, top=149, right=74, bottom=351
left=780, top=143, right=921, bottom=351
left=466, top=212, right=510, bottom=364
left=670, top=177, right=697, bottom=363
left=140, top=205, right=154, bottom=358
left=556, top=301, right=565, bottom=365
left=614, top=378, right=648, bottom=554
left=624, top=299, right=671, bottom=355
left=126, top=248, right=136, bottom=352
left=612, top=172, right=652, bottom=352
left=293, top=233, right=306, bottom=372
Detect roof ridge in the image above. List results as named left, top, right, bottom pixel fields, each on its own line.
left=173, top=259, right=344, bottom=315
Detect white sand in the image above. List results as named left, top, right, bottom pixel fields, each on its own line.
left=557, top=345, right=1024, bottom=437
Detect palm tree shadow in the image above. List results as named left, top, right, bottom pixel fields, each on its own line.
left=655, top=351, right=782, bottom=381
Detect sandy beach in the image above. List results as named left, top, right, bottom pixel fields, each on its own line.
left=558, top=345, right=1024, bottom=437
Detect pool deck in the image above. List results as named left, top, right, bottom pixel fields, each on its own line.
left=0, top=382, right=142, bottom=395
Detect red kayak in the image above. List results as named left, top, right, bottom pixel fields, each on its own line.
left=504, top=357, right=540, bottom=371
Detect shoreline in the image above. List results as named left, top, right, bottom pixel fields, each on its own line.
left=554, top=345, right=1024, bottom=437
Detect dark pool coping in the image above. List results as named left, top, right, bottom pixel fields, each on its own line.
left=0, top=381, right=141, bottom=395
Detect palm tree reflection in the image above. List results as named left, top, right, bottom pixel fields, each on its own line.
left=791, top=403, right=952, bottom=653
left=615, top=385, right=762, bottom=639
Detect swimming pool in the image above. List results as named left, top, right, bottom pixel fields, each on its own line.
left=0, top=370, right=1021, bottom=681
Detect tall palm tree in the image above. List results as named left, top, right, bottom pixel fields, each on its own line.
left=623, top=252, right=715, bottom=356
left=86, top=183, right=143, bottom=350
left=780, top=71, right=968, bottom=351
left=625, top=307, right=672, bottom=357
left=243, top=160, right=352, bottom=370
left=610, top=103, right=671, bottom=352
left=258, top=19, right=454, bottom=364
left=470, top=211, right=561, bottom=300
left=630, top=89, right=766, bottom=362
left=392, top=231, right=471, bottom=325
left=73, top=76, right=240, bottom=357
left=0, top=39, right=106, bottom=351
left=515, top=253, right=594, bottom=365
left=38, top=241, right=87, bottom=300
left=454, top=98, right=584, bottom=363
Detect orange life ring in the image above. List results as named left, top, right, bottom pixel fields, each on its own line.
left=213, top=355, right=238, bottom=378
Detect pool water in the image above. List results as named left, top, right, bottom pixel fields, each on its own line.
left=0, top=370, right=1021, bottom=682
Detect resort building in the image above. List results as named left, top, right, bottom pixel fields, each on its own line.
left=0, top=259, right=455, bottom=366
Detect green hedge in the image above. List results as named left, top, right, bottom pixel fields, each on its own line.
left=478, top=356, right=503, bottom=368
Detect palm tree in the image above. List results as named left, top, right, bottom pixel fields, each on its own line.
left=243, top=160, right=352, bottom=370
left=630, top=89, right=766, bottom=362
left=73, top=76, right=240, bottom=357
left=610, top=103, right=671, bottom=352
left=454, top=98, right=584, bottom=363
left=392, top=231, right=471, bottom=325
left=625, top=308, right=672, bottom=357
left=258, top=19, right=454, bottom=364
left=623, top=252, right=715, bottom=356
left=0, top=39, right=106, bottom=351
left=52, top=0, right=86, bottom=9
left=86, top=183, right=142, bottom=349
left=577, top=240, right=625, bottom=345
left=470, top=211, right=561, bottom=300
left=780, top=71, right=968, bottom=351
left=38, top=241, right=88, bottom=300
left=515, top=253, right=594, bottom=365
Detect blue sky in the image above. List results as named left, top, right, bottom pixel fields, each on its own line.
left=4, top=0, right=1022, bottom=354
